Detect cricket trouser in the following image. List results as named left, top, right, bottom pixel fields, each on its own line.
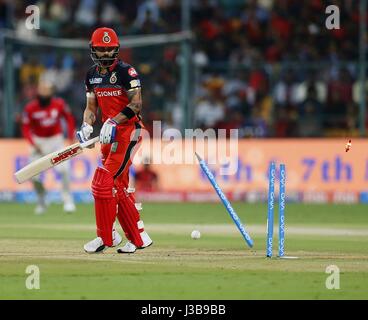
left=30, top=134, right=69, bottom=173
left=93, top=122, right=144, bottom=247
left=30, top=134, right=74, bottom=205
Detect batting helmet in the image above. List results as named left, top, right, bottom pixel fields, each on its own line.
left=90, top=27, right=120, bottom=68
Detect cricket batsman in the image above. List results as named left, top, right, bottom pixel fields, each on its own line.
left=22, top=80, right=76, bottom=214
left=77, top=27, right=153, bottom=254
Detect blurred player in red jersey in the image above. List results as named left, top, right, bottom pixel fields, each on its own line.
left=77, top=27, right=153, bottom=254
left=22, top=80, right=76, bottom=214
left=134, top=162, right=159, bottom=192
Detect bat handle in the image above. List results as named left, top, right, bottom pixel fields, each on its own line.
left=81, top=136, right=99, bottom=148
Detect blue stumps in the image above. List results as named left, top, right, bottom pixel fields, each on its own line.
left=266, top=162, right=276, bottom=257
left=278, top=164, right=286, bottom=257
left=195, top=153, right=254, bottom=248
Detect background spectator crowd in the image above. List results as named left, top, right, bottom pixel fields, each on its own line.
left=0, top=0, right=366, bottom=138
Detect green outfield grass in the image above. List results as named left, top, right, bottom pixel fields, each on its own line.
left=0, top=202, right=367, bottom=300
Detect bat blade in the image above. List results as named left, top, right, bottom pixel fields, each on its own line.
left=14, top=143, right=83, bottom=184
left=14, top=137, right=99, bottom=184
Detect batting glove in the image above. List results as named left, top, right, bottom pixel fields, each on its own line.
left=76, top=122, right=93, bottom=143
left=100, top=118, right=117, bottom=144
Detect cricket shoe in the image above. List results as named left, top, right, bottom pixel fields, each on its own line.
left=34, top=204, right=47, bottom=215
left=84, top=237, right=106, bottom=253
left=117, top=231, right=153, bottom=254
left=117, top=241, right=137, bottom=253
left=84, top=230, right=122, bottom=253
left=63, top=202, right=76, bottom=213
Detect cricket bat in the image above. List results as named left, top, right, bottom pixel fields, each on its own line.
left=14, top=136, right=99, bottom=184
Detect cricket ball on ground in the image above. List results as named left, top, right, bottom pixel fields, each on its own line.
left=191, top=230, right=201, bottom=239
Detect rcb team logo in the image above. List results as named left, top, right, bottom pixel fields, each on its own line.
left=128, top=67, right=138, bottom=77
left=103, top=32, right=111, bottom=44
left=110, top=72, right=117, bottom=84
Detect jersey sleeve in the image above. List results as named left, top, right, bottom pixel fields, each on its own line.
left=120, top=65, right=141, bottom=91
left=60, top=100, right=76, bottom=140
left=85, top=69, right=94, bottom=93
left=21, top=107, right=31, bottom=125
left=21, top=104, right=35, bottom=145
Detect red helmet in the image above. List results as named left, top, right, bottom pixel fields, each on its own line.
left=90, top=27, right=120, bottom=67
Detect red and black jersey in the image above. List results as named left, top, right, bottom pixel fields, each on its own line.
left=85, top=59, right=141, bottom=127
left=21, top=97, right=75, bottom=145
